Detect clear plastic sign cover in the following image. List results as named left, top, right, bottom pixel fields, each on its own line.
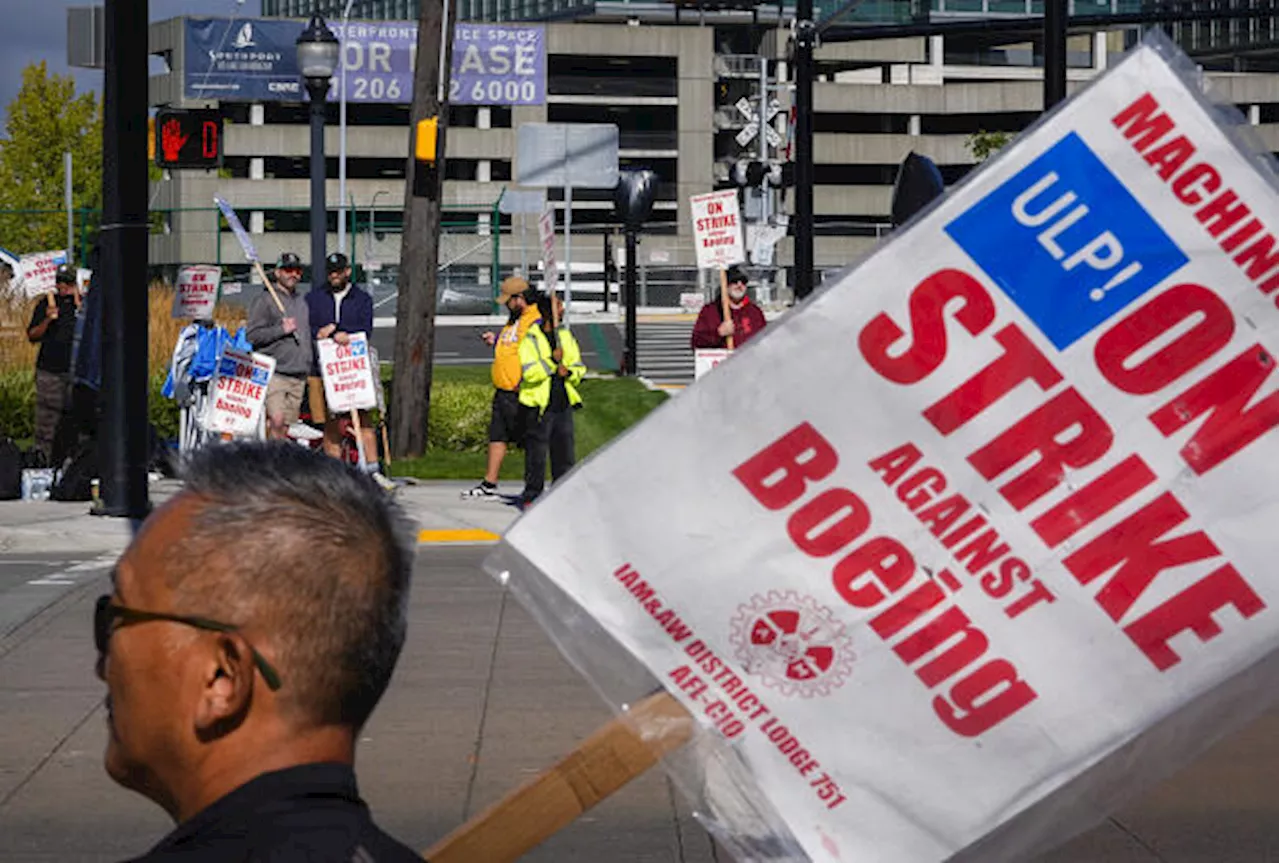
left=489, top=32, right=1278, bottom=863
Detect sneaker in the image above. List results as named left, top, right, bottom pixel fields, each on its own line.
left=461, top=481, right=498, bottom=499
left=370, top=471, right=398, bottom=492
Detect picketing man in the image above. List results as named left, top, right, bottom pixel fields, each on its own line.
left=95, top=442, right=421, bottom=861
left=26, top=264, right=81, bottom=464
left=517, top=291, right=586, bottom=510
left=690, top=266, right=767, bottom=351
left=246, top=251, right=311, bottom=441
left=462, top=276, right=542, bottom=500
left=306, top=252, right=392, bottom=490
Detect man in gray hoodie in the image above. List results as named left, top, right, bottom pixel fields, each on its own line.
left=247, top=252, right=312, bottom=440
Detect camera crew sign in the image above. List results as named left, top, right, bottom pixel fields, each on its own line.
left=205, top=348, right=274, bottom=436
left=450, top=24, right=545, bottom=106
left=318, top=332, right=378, bottom=412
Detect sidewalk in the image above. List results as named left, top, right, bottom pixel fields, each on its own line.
left=0, top=479, right=524, bottom=557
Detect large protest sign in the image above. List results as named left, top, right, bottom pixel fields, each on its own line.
left=488, top=33, right=1277, bottom=863
left=203, top=348, right=274, bottom=436
left=318, top=332, right=378, bottom=413
left=19, top=250, right=68, bottom=298
left=690, top=190, right=745, bottom=271
left=173, top=265, right=221, bottom=319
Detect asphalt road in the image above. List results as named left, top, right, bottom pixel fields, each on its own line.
left=0, top=546, right=1274, bottom=862
left=369, top=322, right=626, bottom=372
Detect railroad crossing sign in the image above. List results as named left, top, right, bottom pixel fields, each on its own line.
left=735, top=96, right=783, bottom=148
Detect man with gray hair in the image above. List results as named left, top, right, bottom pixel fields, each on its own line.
left=94, top=442, right=420, bottom=862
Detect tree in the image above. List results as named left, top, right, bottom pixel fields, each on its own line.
left=0, top=62, right=103, bottom=263
left=965, top=129, right=1013, bottom=162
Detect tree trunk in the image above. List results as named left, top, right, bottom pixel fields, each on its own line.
left=391, top=0, right=454, bottom=458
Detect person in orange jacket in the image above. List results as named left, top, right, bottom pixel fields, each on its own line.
left=462, top=276, right=543, bottom=499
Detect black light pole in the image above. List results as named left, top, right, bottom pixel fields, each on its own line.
left=794, top=0, right=816, bottom=301
left=613, top=170, right=657, bottom=376
left=98, top=0, right=149, bottom=520
left=297, top=16, right=340, bottom=281
left=1044, top=0, right=1068, bottom=110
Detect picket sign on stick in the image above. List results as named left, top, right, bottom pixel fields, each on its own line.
left=424, top=691, right=693, bottom=863
left=475, top=32, right=1279, bottom=863
left=719, top=269, right=734, bottom=350
left=318, top=333, right=379, bottom=465
left=690, top=190, right=744, bottom=352
left=213, top=196, right=294, bottom=331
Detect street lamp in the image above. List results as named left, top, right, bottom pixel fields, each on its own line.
left=297, top=14, right=339, bottom=283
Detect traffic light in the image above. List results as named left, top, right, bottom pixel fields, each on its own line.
left=731, top=160, right=794, bottom=188
left=415, top=117, right=439, bottom=163
left=154, top=109, right=222, bottom=169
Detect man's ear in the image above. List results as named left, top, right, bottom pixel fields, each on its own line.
left=194, top=633, right=257, bottom=739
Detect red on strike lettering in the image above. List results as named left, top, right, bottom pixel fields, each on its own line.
left=1149, top=345, right=1278, bottom=474
left=832, top=536, right=913, bottom=608
left=924, top=325, right=1063, bottom=436
left=1112, top=93, right=1175, bottom=152
left=732, top=423, right=838, bottom=510
left=933, top=660, right=1037, bottom=738
left=787, top=488, right=871, bottom=557
left=1123, top=565, right=1266, bottom=671
left=968, top=387, right=1113, bottom=511
left=858, top=268, right=994, bottom=385
left=1095, top=283, right=1234, bottom=395
left=1030, top=454, right=1156, bottom=547
left=1170, top=163, right=1221, bottom=206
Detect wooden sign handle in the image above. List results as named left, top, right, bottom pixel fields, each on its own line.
left=720, top=269, right=735, bottom=351
left=423, top=691, right=694, bottom=863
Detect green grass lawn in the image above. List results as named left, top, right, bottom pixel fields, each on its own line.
left=389, top=365, right=668, bottom=481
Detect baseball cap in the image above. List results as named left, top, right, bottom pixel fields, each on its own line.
left=277, top=251, right=302, bottom=270
left=55, top=264, right=76, bottom=284
left=325, top=252, right=349, bottom=273
left=498, top=275, right=528, bottom=302
left=725, top=266, right=748, bottom=285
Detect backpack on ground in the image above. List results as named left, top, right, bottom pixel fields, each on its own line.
left=0, top=438, right=21, bottom=501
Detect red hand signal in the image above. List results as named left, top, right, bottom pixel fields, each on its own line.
left=161, top=118, right=189, bottom=163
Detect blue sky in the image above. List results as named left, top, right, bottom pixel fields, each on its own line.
left=0, top=0, right=261, bottom=121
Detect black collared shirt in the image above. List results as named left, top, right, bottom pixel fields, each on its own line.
left=124, top=763, right=423, bottom=863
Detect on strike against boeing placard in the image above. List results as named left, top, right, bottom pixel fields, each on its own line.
left=499, top=33, right=1275, bottom=863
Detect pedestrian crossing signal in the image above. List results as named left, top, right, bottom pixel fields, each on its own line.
left=154, top=109, right=223, bottom=169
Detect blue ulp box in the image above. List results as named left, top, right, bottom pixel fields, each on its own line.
left=945, top=132, right=1188, bottom=351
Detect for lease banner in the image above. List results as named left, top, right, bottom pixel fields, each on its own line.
left=499, top=35, right=1278, bottom=863
left=318, top=332, right=378, bottom=413
left=204, top=348, right=274, bottom=436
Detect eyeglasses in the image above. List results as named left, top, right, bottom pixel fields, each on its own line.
left=94, top=595, right=282, bottom=690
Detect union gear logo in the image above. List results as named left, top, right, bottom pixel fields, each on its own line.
left=730, top=591, right=853, bottom=698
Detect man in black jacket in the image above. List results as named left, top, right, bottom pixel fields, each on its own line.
left=26, top=264, right=80, bottom=463
left=95, top=443, right=421, bottom=862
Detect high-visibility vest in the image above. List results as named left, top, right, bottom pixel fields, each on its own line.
left=518, top=325, right=585, bottom=414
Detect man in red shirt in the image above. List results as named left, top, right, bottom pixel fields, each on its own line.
left=690, top=266, right=767, bottom=350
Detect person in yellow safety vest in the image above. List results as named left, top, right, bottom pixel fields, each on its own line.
left=517, top=292, right=586, bottom=510
left=462, top=277, right=542, bottom=499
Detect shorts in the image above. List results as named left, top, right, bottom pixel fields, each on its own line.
left=307, top=376, right=328, bottom=423
left=488, top=388, right=526, bottom=444
left=265, top=374, right=305, bottom=426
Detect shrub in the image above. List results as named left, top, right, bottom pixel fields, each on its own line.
left=426, top=382, right=493, bottom=452
left=0, top=369, right=35, bottom=441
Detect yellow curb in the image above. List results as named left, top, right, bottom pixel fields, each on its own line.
left=418, top=528, right=500, bottom=544
left=638, top=314, right=698, bottom=323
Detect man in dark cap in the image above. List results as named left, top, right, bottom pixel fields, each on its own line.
left=26, top=264, right=81, bottom=463
left=305, top=253, right=389, bottom=488
left=247, top=251, right=311, bottom=440
left=690, top=266, right=767, bottom=351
